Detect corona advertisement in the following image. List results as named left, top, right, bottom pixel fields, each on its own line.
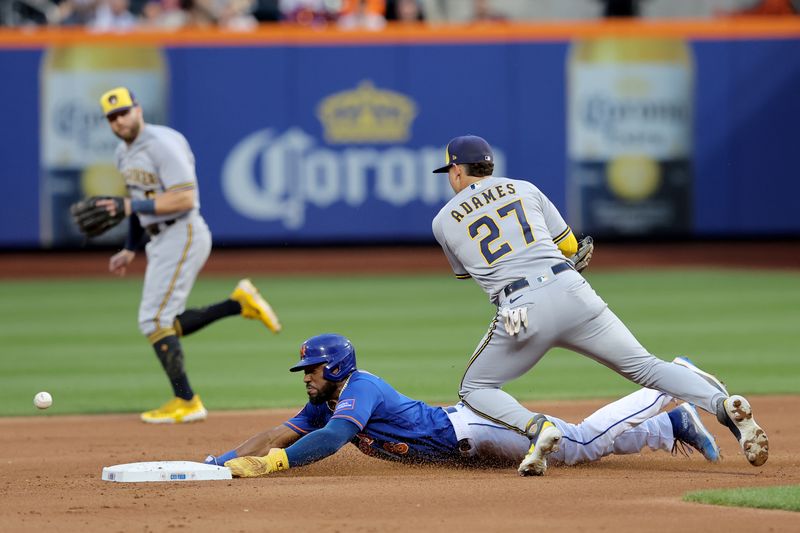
left=220, top=79, right=505, bottom=237
left=567, top=38, right=694, bottom=237
left=39, top=45, right=167, bottom=246
left=0, top=32, right=796, bottom=248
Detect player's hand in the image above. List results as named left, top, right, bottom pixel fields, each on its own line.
left=225, top=448, right=289, bottom=478
left=109, top=249, right=136, bottom=277
left=500, top=306, right=528, bottom=336
left=95, top=197, right=131, bottom=217
left=570, top=236, right=594, bottom=273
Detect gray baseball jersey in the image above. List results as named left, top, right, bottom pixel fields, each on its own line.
left=432, top=176, right=571, bottom=303
left=433, top=175, right=728, bottom=438
left=115, top=124, right=200, bottom=227
left=115, top=124, right=211, bottom=339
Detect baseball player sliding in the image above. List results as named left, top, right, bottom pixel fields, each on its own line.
left=71, top=87, right=282, bottom=424
left=207, top=334, right=721, bottom=477
left=430, top=135, right=768, bottom=475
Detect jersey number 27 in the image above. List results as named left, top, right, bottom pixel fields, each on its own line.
left=468, top=200, right=535, bottom=264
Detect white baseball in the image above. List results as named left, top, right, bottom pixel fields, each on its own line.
left=34, top=391, right=53, bottom=410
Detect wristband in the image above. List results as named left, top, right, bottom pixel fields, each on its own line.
left=130, top=199, right=156, bottom=214
left=204, top=449, right=238, bottom=466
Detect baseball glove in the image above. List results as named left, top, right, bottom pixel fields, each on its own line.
left=570, top=235, right=594, bottom=273
left=70, top=196, right=126, bottom=238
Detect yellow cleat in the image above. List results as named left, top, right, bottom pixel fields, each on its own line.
left=231, top=279, right=282, bottom=333
left=140, top=395, right=207, bottom=424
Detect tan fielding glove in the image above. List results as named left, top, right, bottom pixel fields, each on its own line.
left=570, top=236, right=594, bottom=273
left=225, top=448, right=290, bottom=478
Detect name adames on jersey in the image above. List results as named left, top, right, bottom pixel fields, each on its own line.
left=450, top=183, right=517, bottom=223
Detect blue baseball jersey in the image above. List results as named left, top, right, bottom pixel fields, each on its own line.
left=284, top=370, right=460, bottom=463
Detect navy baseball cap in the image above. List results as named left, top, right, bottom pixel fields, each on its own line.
left=432, top=135, right=494, bottom=173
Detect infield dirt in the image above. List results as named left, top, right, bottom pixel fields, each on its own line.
left=2, top=396, right=798, bottom=532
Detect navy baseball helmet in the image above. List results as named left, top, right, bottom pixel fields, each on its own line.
left=290, top=334, right=357, bottom=382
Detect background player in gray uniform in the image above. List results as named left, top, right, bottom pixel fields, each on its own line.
left=98, top=87, right=283, bottom=424
left=431, top=135, right=768, bottom=475
left=206, top=334, right=720, bottom=478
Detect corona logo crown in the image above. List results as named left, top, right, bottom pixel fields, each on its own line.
left=317, top=81, right=417, bottom=144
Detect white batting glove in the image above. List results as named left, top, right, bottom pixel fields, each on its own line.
left=500, top=306, right=528, bottom=336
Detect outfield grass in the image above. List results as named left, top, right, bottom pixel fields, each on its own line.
left=0, top=269, right=798, bottom=416
left=684, top=485, right=800, bottom=512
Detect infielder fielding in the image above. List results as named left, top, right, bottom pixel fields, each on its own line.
left=430, top=135, right=768, bottom=475
left=207, top=334, right=721, bottom=477
left=71, top=87, right=282, bottom=424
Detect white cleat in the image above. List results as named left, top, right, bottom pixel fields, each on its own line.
left=724, top=395, right=769, bottom=467
left=518, top=417, right=562, bottom=477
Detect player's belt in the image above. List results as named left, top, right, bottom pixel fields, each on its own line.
left=145, top=218, right=178, bottom=236
left=501, top=261, right=575, bottom=298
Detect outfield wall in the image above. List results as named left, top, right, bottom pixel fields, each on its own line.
left=1, top=19, right=799, bottom=248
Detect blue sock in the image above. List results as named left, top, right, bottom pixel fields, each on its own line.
left=667, top=407, right=683, bottom=437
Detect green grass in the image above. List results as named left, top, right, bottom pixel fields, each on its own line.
left=684, top=485, right=800, bottom=512
left=0, top=269, right=798, bottom=416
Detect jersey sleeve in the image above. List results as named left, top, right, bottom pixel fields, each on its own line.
left=538, top=188, right=574, bottom=250
left=432, top=215, right=471, bottom=279
left=283, top=403, right=330, bottom=436
left=151, top=133, right=197, bottom=192
left=330, top=379, right=383, bottom=431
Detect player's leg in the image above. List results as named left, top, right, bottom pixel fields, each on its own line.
left=175, top=278, right=282, bottom=336
left=547, top=388, right=672, bottom=464
left=455, top=391, right=719, bottom=468
left=596, top=403, right=720, bottom=463
left=445, top=402, right=538, bottom=466
left=174, top=302, right=241, bottom=337
left=137, top=218, right=211, bottom=423
left=558, top=282, right=767, bottom=466
left=559, top=307, right=726, bottom=414
left=458, top=315, right=555, bottom=434
left=457, top=305, right=563, bottom=475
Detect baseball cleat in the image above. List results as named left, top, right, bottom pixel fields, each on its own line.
left=140, top=395, right=207, bottom=424
left=231, top=279, right=282, bottom=334
left=722, top=395, right=769, bottom=467
left=518, top=415, right=562, bottom=476
left=668, top=403, right=720, bottom=463
left=672, top=356, right=729, bottom=396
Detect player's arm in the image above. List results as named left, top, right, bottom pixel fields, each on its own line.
left=124, top=213, right=146, bottom=251
left=108, top=214, right=145, bottom=276
left=536, top=188, right=579, bottom=258
left=432, top=216, right=471, bottom=279
left=284, top=418, right=359, bottom=466
left=224, top=419, right=358, bottom=478
left=123, top=188, right=195, bottom=216
left=97, top=187, right=195, bottom=219
left=553, top=228, right=578, bottom=258
left=225, top=380, right=379, bottom=477
left=551, top=224, right=593, bottom=273
left=235, top=424, right=302, bottom=457
left=204, top=424, right=301, bottom=466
